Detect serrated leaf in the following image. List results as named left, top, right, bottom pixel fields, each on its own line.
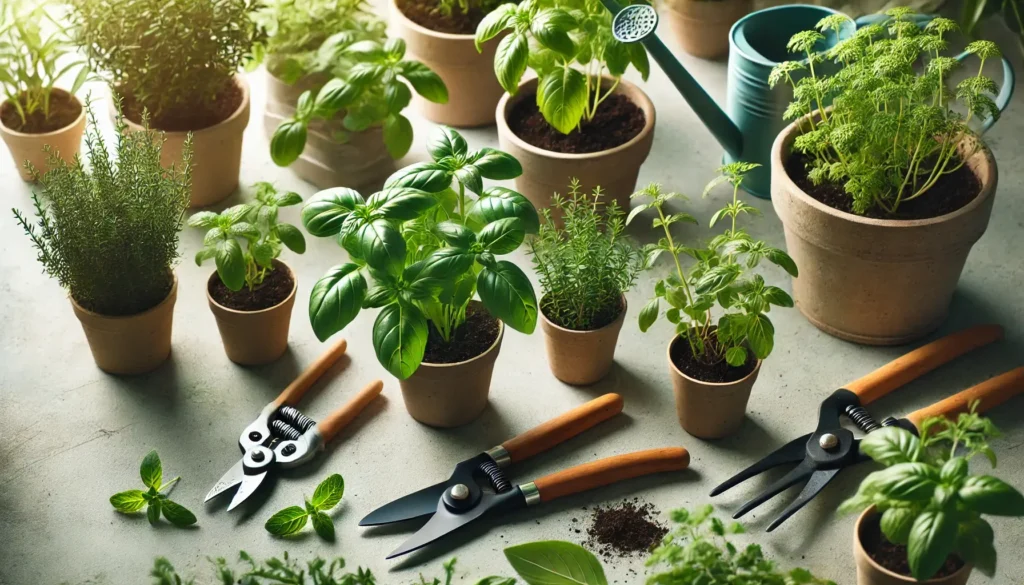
left=265, top=506, right=309, bottom=536
left=110, top=490, right=148, bottom=513
left=311, top=474, right=345, bottom=510
left=312, top=511, right=335, bottom=541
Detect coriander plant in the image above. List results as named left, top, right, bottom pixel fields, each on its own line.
left=529, top=179, right=645, bottom=330
left=475, top=0, right=651, bottom=133
left=301, top=126, right=538, bottom=379
left=265, top=474, right=344, bottom=541
left=770, top=9, right=1003, bottom=215
left=630, top=163, right=798, bottom=369
left=13, top=102, right=191, bottom=316
left=840, top=403, right=1024, bottom=581
left=110, top=450, right=197, bottom=528
left=189, top=182, right=306, bottom=292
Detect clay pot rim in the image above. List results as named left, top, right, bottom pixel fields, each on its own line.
left=206, top=259, right=298, bottom=316
left=773, top=113, right=997, bottom=229
left=666, top=333, right=762, bottom=387
left=496, top=76, right=657, bottom=161
left=115, top=74, right=251, bottom=136
left=420, top=311, right=505, bottom=368
left=0, top=88, right=86, bottom=138
left=389, top=0, right=476, bottom=41
left=539, top=294, right=627, bottom=334
left=854, top=506, right=973, bottom=583
left=70, top=273, right=179, bottom=320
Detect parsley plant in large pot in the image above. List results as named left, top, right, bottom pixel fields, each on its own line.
left=770, top=11, right=1010, bottom=345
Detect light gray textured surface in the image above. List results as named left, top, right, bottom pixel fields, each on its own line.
left=2, top=9, right=1024, bottom=585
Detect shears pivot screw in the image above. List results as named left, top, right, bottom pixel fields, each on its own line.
left=449, top=484, right=470, bottom=501
left=819, top=433, right=839, bottom=450
left=251, top=451, right=266, bottom=462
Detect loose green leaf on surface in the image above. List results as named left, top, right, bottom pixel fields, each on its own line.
left=505, top=541, right=606, bottom=585
left=265, top=474, right=345, bottom=540
left=109, top=450, right=196, bottom=528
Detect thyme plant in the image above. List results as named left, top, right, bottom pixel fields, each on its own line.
left=13, top=103, right=191, bottom=316
left=770, top=9, right=1003, bottom=215
left=529, top=179, right=645, bottom=330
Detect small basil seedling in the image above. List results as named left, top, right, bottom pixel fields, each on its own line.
left=109, top=450, right=196, bottom=528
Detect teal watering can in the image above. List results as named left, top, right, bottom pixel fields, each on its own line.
left=600, top=1, right=1015, bottom=199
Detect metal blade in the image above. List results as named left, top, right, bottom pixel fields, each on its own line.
left=359, top=481, right=450, bottom=526
left=733, top=460, right=815, bottom=519
left=226, top=471, right=267, bottom=511
left=710, top=434, right=809, bottom=497
left=386, top=493, right=495, bottom=559
left=205, top=459, right=245, bottom=502
left=766, top=468, right=842, bottom=532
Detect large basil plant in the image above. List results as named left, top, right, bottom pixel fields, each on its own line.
left=301, top=127, right=539, bottom=379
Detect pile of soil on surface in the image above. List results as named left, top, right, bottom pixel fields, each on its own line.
left=508, top=92, right=645, bottom=154
left=784, top=152, right=981, bottom=220
left=869, top=537, right=964, bottom=579
left=670, top=336, right=757, bottom=383
left=397, top=0, right=502, bottom=34
left=209, top=265, right=294, bottom=311
left=121, top=79, right=243, bottom=132
left=583, top=499, right=668, bottom=560
left=423, top=304, right=500, bottom=364
left=1, top=90, right=82, bottom=134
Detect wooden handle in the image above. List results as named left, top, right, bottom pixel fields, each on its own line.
left=317, top=379, right=384, bottom=442
left=906, top=367, right=1024, bottom=429
left=273, top=338, right=348, bottom=408
left=533, top=447, right=689, bottom=503
left=845, top=325, right=1003, bottom=405
left=501, top=394, right=624, bottom=464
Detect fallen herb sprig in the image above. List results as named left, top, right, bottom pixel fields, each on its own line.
left=265, top=474, right=345, bottom=540
left=110, top=450, right=197, bottom=527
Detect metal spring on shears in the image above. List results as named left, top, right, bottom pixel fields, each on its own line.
left=845, top=405, right=882, bottom=433
left=480, top=460, right=512, bottom=493
left=278, top=406, right=316, bottom=433
left=270, top=419, right=303, bottom=441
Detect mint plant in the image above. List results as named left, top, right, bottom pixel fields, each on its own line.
left=301, top=126, right=538, bottom=379
left=189, top=182, right=305, bottom=292
left=770, top=9, right=1003, bottom=215
left=109, top=450, right=197, bottom=528
left=630, top=163, right=798, bottom=370
left=265, top=474, right=344, bottom=541
left=475, top=0, right=650, bottom=133
left=840, top=403, right=1024, bottom=581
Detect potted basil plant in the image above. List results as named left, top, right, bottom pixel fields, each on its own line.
left=301, top=126, right=538, bottom=427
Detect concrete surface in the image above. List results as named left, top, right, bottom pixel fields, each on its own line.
left=2, top=9, right=1024, bottom=585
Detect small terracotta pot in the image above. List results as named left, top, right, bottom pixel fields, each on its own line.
left=264, top=73, right=394, bottom=189
left=389, top=0, right=503, bottom=127
left=206, top=261, right=297, bottom=366
left=71, top=276, right=177, bottom=375
left=119, top=75, right=250, bottom=207
left=0, top=89, right=86, bottom=181
left=398, top=309, right=504, bottom=428
left=496, top=77, right=656, bottom=215
left=854, top=507, right=972, bottom=585
left=662, top=0, right=753, bottom=60
left=540, top=295, right=626, bottom=385
left=772, top=116, right=997, bottom=345
left=667, top=335, right=761, bottom=439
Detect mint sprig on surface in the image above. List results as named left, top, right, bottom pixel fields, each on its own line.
left=110, top=450, right=197, bottom=528
left=266, top=474, right=344, bottom=540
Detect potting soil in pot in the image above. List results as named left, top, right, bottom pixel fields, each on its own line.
left=396, top=0, right=501, bottom=33
left=422, top=304, right=500, bottom=363
left=209, top=267, right=294, bottom=311
left=670, top=335, right=756, bottom=383
left=583, top=498, right=668, bottom=560
left=1, top=92, right=81, bottom=133
left=121, top=79, right=244, bottom=132
left=508, top=92, right=646, bottom=154
left=869, top=537, right=965, bottom=579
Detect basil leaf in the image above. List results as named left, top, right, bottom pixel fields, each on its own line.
left=383, top=114, right=414, bottom=160
left=427, top=126, right=468, bottom=160
left=309, top=263, right=367, bottom=341
left=470, top=148, right=523, bottom=180
left=364, top=285, right=397, bottom=309
left=270, top=120, right=308, bottom=167
left=628, top=41, right=650, bottom=80
left=605, top=39, right=629, bottom=77
left=477, top=261, right=537, bottom=334
left=638, top=298, right=658, bottom=332
left=475, top=3, right=516, bottom=50
left=369, top=187, right=437, bottom=221
left=537, top=68, right=587, bottom=135
left=959, top=475, right=1024, bottom=516
left=745, top=314, right=775, bottom=360
left=385, top=162, right=452, bottom=192
left=504, top=541, right=608, bottom=585
left=695, top=264, right=741, bottom=295
left=352, top=218, right=406, bottom=274
left=880, top=506, right=916, bottom=545
left=957, top=518, right=996, bottom=576
left=372, top=302, right=429, bottom=380
left=860, top=427, right=921, bottom=466
left=454, top=165, right=483, bottom=195
left=434, top=221, right=476, bottom=248
left=161, top=499, right=197, bottom=527
left=766, top=247, right=799, bottom=277
left=311, top=474, right=345, bottom=511
left=301, top=187, right=365, bottom=237
left=531, top=9, right=575, bottom=57
left=467, top=187, right=539, bottom=234
left=187, top=211, right=219, bottom=228
left=725, top=346, right=748, bottom=367
left=908, top=510, right=956, bottom=581
left=873, top=462, right=940, bottom=501
left=110, top=490, right=148, bottom=513
left=762, top=286, right=794, bottom=307
left=494, top=33, right=529, bottom=95
left=140, top=450, right=162, bottom=490
left=385, top=81, right=412, bottom=114
left=252, top=241, right=276, bottom=268
left=147, top=498, right=162, bottom=525
left=385, top=37, right=406, bottom=59
left=478, top=217, right=525, bottom=255
left=265, top=506, right=310, bottom=536
left=215, top=238, right=246, bottom=291
left=276, top=224, right=306, bottom=254
left=313, top=79, right=360, bottom=118
left=311, top=511, right=335, bottom=541
left=398, top=60, right=448, bottom=104
left=417, top=248, right=476, bottom=281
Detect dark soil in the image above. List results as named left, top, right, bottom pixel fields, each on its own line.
left=1, top=90, right=81, bottom=134
left=583, top=499, right=667, bottom=560
left=507, top=92, right=645, bottom=154
left=785, top=152, right=981, bottom=220
left=423, top=303, right=500, bottom=364
left=670, top=335, right=756, bottom=383
left=397, top=0, right=505, bottom=34
left=868, top=536, right=965, bottom=579
left=120, top=79, right=243, bottom=132
left=541, top=297, right=623, bottom=331
left=209, top=263, right=294, bottom=311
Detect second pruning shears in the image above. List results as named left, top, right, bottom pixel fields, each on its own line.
left=206, top=338, right=384, bottom=510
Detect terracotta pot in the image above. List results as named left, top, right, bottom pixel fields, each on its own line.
left=206, top=260, right=297, bottom=366
left=398, top=308, right=504, bottom=428
left=496, top=77, right=656, bottom=216
left=71, top=276, right=177, bottom=375
left=662, top=0, right=753, bottom=60
left=854, top=507, right=973, bottom=585
left=264, top=73, right=394, bottom=189
left=389, top=0, right=503, bottom=127
left=0, top=89, right=86, bottom=181
left=540, top=295, right=626, bottom=385
left=667, top=335, right=761, bottom=439
left=772, top=117, right=997, bottom=345
left=119, top=75, right=250, bottom=207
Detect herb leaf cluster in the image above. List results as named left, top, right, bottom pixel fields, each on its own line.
left=265, top=474, right=345, bottom=540
left=110, top=450, right=197, bottom=528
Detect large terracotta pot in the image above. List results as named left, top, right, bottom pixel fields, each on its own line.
left=71, top=276, right=178, bottom=375
left=496, top=77, right=656, bottom=215
left=540, top=295, right=626, bottom=386
left=662, top=0, right=753, bottom=60
left=0, top=89, right=86, bottom=181
left=398, top=309, right=504, bottom=428
left=389, top=0, right=503, bottom=127
left=120, top=75, right=250, bottom=207
left=264, top=73, right=394, bottom=189
left=772, top=118, right=996, bottom=345
left=206, top=261, right=297, bottom=366
left=667, top=335, right=761, bottom=439
left=854, top=507, right=972, bottom=585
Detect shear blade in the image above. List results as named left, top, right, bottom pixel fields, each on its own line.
left=386, top=493, right=494, bottom=559
left=205, top=459, right=245, bottom=502
left=766, top=468, right=841, bottom=532
left=227, top=471, right=268, bottom=511
left=710, top=434, right=809, bottom=497
left=360, top=481, right=450, bottom=527
left=733, top=460, right=815, bottom=519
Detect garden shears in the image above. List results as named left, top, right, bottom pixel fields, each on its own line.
left=206, top=338, right=384, bottom=511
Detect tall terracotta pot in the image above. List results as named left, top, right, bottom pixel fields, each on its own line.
left=540, top=295, right=626, bottom=386
left=496, top=77, right=656, bottom=215
left=206, top=261, right=297, bottom=366
left=71, top=276, right=178, bottom=375
left=772, top=117, right=997, bottom=345
left=667, top=335, right=761, bottom=439
left=0, top=89, right=86, bottom=181
left=662, top=0, right=753, bottom=60
left=854, top=507, right=972, bottom=585
left=120, top=75, right=250, bottom=207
